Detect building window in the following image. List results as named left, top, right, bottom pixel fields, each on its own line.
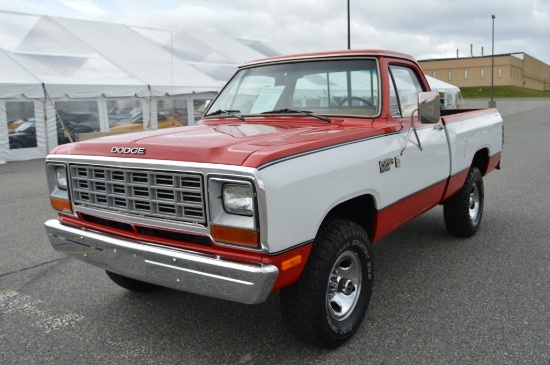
left=464, top=70, right=468, bottom=80
left=498, top=68, right=502, bottom=78
left=448, top=71, right=452, bottom=81
left=481, top=69, right=485, bottom=79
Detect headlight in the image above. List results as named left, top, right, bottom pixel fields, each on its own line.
left=208, top=178, right=258, bottom=248
left=55, top=166, right=68, bottom=190
left=47, top=162, right=72, bottom=214
left=223, top=184, right=254, bottom=216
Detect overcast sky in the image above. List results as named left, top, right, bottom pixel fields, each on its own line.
left=1, top=0, right=549, bottom=64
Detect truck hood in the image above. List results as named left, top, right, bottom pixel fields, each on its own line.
left=51, top=118, right=389, bottom=168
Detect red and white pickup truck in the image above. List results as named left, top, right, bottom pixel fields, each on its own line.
left=44, top=50, right=503, bottom=348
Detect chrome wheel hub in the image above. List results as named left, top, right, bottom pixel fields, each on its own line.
left=327, top=250, right=362, bottom=321
left=469, top=183, right=480, bottom=221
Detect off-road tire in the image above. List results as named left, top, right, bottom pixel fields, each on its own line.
left=106, top=270, right=161, bottom=292
left=280, top=219, right=374, bottom=348
left=443, top=167, right=484, bottom=237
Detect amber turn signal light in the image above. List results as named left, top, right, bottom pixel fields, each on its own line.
left=211, top=225, right=258, bottom=248
left=50, top=197, right=72, bottom=213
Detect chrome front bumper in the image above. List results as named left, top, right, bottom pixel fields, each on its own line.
left=45, top=219, right=278, bottom=304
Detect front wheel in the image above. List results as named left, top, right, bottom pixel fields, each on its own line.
left=280, top=219, right=373, bottom=348
left=443, top=167, right=484, bottom=237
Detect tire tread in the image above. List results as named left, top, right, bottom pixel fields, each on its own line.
left=443, top=167, right=484, bottom=237
left=280, top=219, right=373, bottom=348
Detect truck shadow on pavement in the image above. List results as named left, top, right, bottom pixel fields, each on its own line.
left=82, top=206, right=477, bottom=361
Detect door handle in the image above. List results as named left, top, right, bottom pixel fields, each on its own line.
left=433, top=124, right=444, bottom=131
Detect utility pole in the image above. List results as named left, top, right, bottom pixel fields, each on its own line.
left=347, top=0, right=351, bottom=49
left=489, top=14, right=496, bottom=108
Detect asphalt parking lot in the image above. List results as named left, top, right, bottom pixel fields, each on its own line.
left=1, top=99, right=550, bottom=365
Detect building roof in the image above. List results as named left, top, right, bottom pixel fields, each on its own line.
left=418, top=52, right=526, bottom=63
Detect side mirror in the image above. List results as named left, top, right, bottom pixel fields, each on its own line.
left=418, top=92, right=440, bottom=124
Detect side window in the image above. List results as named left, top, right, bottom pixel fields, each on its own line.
left=389, top=65, right=424, bottom=118
left=388, top=76, right=400, bottom=116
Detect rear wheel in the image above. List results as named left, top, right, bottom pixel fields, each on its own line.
left=106, top=271, right=161, bottom=292
left=280, top=219, right=373, bottom=348
left=444, top=167, right=484, bottom=237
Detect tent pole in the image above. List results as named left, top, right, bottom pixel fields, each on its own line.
left=41, top=83, right=51, bottom=152
left=44, top=85, right=73, bottom=143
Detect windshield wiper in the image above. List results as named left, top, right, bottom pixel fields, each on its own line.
left=261, top=108, right=331, bottom=123
left=204, top=109, right=245, bottom=121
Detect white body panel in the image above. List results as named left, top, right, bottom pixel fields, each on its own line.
left=444, top=110, right=503, bottom=175
left=258, top=123, right=450, bottom=253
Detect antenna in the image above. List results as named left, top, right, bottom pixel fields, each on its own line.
left=171, top=32, right=174, bottom=95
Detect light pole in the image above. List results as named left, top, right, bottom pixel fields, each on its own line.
left=347, top=0, right=351, bottom=49
left=489, top=14, right=496, bottom=108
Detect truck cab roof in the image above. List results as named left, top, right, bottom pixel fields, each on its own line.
left=242, top=49, right=417, bottom=68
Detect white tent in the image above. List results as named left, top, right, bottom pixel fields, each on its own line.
left=0, top=49, right=44, bottom=99
left=130, top=27, right=265, bottom=84
left=131, top=27, right=315, bottom=83
left=425, top=75, right=460, bottom=93
left=52, top=17, right=222, bottom=96
left=0, top=10, right=314, bottom=163
left=425, top=75, right=462, bottom=108
left=0, top=13, right=152, bottom=99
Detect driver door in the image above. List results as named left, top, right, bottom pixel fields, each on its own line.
left=385, top=64, right=450, bottom=225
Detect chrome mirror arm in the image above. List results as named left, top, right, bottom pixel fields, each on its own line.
left=400, top=109, right=422, bottom=156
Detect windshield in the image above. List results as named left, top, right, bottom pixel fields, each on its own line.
left=206, top=59, right=380, bottom=118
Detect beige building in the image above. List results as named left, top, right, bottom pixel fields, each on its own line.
left=418, top=53, right=550, bottom=91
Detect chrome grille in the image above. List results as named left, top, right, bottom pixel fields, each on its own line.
left=70, top=165, right=206, bottom=224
